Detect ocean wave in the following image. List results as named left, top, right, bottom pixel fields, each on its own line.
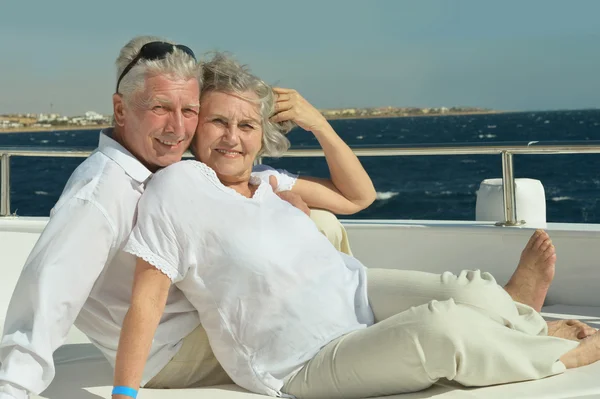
left=551, top=196, right=574, bottom=202
left=422, top=190, right=457, bottom=196
left=376, top=191, right=399, bottom=200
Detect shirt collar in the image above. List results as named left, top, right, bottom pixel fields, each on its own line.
left=97, top=128, right=153, bottom=184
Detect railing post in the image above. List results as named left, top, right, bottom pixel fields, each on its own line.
left=1, top=154, right=10, bottom=217
left=496, top=151, right=524, bottom=226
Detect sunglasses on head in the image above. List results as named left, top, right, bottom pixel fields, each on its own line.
left=115, top=41, right=197, bottom=94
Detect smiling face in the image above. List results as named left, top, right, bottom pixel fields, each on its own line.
left=113, top=74, right=200, bottom=171
left=192, top=90, right=263, bottom=185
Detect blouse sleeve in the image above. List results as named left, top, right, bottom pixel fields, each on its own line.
left=123, top=167, right=187, bottom=283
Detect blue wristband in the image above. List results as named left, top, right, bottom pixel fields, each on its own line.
left=112, top=386, right=138, bottom=398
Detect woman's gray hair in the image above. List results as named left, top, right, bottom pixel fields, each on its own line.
left=115, top=36, right=201, bottom=106
left=200, top=52, right=295, bottom=157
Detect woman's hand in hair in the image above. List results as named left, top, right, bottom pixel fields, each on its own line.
left=271, top=87, right=328, bottom=133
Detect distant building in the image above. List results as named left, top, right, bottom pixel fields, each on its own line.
left=321, top=110, right=341, bottom=117
left=85, top=111, right=105, bottom=121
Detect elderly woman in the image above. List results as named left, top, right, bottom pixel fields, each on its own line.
left=111, top=55, right=600, bottom=399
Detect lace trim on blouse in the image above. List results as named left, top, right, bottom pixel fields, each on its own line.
left=125, top=239, right=180, bottom=282
left=189, top=160, right=266, bottom=199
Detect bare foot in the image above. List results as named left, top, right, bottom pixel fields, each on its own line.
left=560, top=330, right=600, bottom=369
left=504, top=230, right=556, bottom=312
left=547, top=319, right=598, bottom=341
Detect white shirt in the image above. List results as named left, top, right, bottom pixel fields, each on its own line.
left=124, top=160, right=374, bottom=397
left=0, top=131, right=308, bottom=399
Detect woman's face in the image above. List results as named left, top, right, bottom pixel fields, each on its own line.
left=193, top=90, right=263, bottom=183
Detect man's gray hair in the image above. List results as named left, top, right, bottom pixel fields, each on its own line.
left=200, top=52, right=294, bottom=157
left=115, top=36, right=201, bottom=104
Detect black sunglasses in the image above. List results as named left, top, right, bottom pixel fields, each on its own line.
left=115, top=41, right=197, bottom=94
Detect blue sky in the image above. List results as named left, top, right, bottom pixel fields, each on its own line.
left=1, top=0, right=599, bottom=115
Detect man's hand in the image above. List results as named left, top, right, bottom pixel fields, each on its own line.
left=269, top=175, right=311, bottom=216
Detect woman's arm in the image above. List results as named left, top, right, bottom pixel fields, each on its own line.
left=112, top=258, right=171, bottom=398
left=271, top=88, right=376, bottom=215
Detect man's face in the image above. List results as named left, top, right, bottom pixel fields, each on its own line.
left=119, top=74, right=200, bottom=171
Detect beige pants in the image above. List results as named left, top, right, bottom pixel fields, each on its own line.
left=282, top=269, right=579, bottom=399
left=144, top=323, right=233, bottom=388
left=309, top=209, right=352, bottom=255
left=145, top=210, right=352, bottom=388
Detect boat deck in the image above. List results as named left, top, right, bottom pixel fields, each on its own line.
left=2, top=217, right=600, bottom=398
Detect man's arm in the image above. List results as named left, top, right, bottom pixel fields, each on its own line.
left=0, top=199, right=115, bottom=398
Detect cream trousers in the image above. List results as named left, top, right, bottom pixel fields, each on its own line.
left=282, top=269, right=578, bottom=398
left=308, top=209, right=352, bottom=256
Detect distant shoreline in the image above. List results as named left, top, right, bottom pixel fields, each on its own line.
left=326, top=110, right=503, bottom=121
left=0, top=125, right=111, bottom=134
left=0, top=110, right=503, bottom=134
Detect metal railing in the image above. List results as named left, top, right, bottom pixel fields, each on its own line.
left=2, top=141, right=600, bottom=224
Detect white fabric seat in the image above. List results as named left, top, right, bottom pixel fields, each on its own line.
left=25, top=305, right=600, bottom=399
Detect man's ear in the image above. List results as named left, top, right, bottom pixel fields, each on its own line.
left=113, top=94, right=126, bottom=126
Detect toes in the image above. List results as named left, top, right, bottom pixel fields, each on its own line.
left=543, top=244, right=556, bottom=260
left=544, top=253, right=557, bottom=265
left=578, top=326, right=597, bottom=339
left=526, top=230, right=545, bottom=250
left=537, top=237, right=553, bottom=252
left=567, top=320, right=597, bottom=340
left=531, top=230, right=550, bottom=251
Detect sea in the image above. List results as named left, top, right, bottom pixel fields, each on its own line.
left=1, top=109, right=599, bottom=223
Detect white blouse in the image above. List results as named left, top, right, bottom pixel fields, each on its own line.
left=124, top=160, right=373, bottom=397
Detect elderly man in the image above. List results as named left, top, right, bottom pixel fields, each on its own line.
left=0, top=36, right=352, bottom=399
